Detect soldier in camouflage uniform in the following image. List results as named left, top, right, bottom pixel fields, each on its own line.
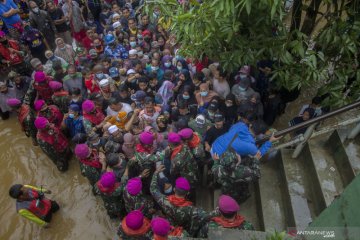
left=94, top=172, right=124, bottom=218
left=178, top=128, right=206, bottom=164
left=150, top=166, right=216, bottom=237
left=34, top=117, right=70, bottom=171
left=211, top=150, right=260, bottom=202
left=117, top=210, right=152, bottom=239
left=188, top=114, right=213, bottom=141
left=168, top=132, right=198, bottom=187
left=6, top=99, right=37, bottom=146
left=122, top=168, right=156, bottom=218
left=151, top=216, right=190, bottom=239
left=49, top=81, right=70, bottom=114
left=104, top=125, right=123, bottom=154
left=198, top=194, right=254, bottom=238
left=74, top=143, right=106, bottom=189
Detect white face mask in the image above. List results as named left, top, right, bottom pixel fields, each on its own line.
left=239, top=73, right=247, bottom=78
left=164, top=186, right=173, bottom=194
left=33, top=7, right=39, bottom=13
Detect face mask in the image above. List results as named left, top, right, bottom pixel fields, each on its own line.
left=183, top=95, right=190, bottom=100
left=92, top=139, right=101, bottom=146
left=33, top=7, right=39, bottom=13
left=177, top=66, right=182, bottom=71
left=200, top=91, right=208, bottom=97
left=72, top=98, right=79, bottom=102
left=68, top=113, right=74, bottom=118
left=225, top=102, right=233, bottom=107
left=130, top=41, right=136, bottom=47
left=49, top=55, right=56, bottom=61
left=239, top=73, right=247, bottom=78
left=96, top=73, right=104, bottom=79
left=238, top=86, right=246, bottom=92
left=208, top=112, right=215, bottom=117
left=164, top=62, right=171, bottom=68
left=151, top=66, right=159, bottom=71
left=60, top=46, right=66, bottom=51
left=164, top=186, right=173, bottom=194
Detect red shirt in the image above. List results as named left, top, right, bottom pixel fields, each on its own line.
left=0, top=40, right=23, bottom=65
left=85, top=74, right=101, bottom=94
left=82, top=36, right=93, bottom=50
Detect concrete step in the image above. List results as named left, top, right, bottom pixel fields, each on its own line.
left=257, top=151, right=291, bottom=232
left=196, top=187, right=214, bottom=212
left=308, top=134, right=345, bottom=207
left=337, top=128, right=360, bottom=175
left=281, top=148, right=325, bottom=229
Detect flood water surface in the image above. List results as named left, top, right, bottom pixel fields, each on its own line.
left=0, top=117, right=116, bottom=240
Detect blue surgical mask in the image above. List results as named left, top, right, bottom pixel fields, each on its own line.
left=151, top=66, right=159, bottom=71
left=130, top=41, right=136, bottom=47
left=164, top=62, right=171, bottom=68
left=164, top=186, right=173, bottom=194
left=238, top=86, right=246, bottom=92
left=183, top=95, right=190, bottom=100
left=68, top=113, right=75, bottom=118
left=177, top=66, right=182, bottom=71
left=96, top=73, right=104, bottom=79
left=200, top=91, right=208, bottom=97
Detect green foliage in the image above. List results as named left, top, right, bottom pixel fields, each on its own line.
left=145, top=0, right=360, bottom=107
left=266, top=230, right=293, bottom=240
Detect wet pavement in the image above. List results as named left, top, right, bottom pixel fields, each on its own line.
left=0, top=117, right=116, bottom=240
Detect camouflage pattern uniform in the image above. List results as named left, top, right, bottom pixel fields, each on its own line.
left=121, top=175, right=155, bottom=218
left=188, top=119, right=213, bottom=141
left=212, top=150, right=260, bottom=200
left=171, top=145, right=198, bottom=186
left=18, top=104, right=37, bottom=144
left=94, top=180, right=125, bottom=218
left=150, top=173, right=217, bottom=237
left=104, top=137, right=122, bottom=154
left=52, top=93, right=70, bottom=114
left=198, top=216, right=254, bottom=238
left=117, top=220, right=153, bottom=240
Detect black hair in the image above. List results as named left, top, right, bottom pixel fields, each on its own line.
left=72, top=133, right=87, bottom=144
left=131, top=59, right=142, bottom=67
left=70, top=88, right=81, bottom=96
left=102, top=58, right=111, bottom=64
left=251, top=119, right=269, bottom=135
left=312, top=96, right=322, bottom=105
left=106, top=153, right=120, bottom=167
left=193, top=72, right=205, bottom=82
left=147, top=72, right=157, bottom=80
left=9, top=184, right=23, bottom=199
left=109, top=97, right=120, bottom=105
left=175, top=187, right=188, bottom=197
left=218, top=67, right=227, bottom=78
left=144, top=97, right=154, bottom=105
left=177, top=100, right=188, bottom=110
left=221, top=211, right=237, bottom=219
left=138, top=76, right=148, bottom=84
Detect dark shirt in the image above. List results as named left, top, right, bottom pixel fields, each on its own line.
left=48, top=8, right=69, bottom=33
left=205, top=125, right=229, bottom=145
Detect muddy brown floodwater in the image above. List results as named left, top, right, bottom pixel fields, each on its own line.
left=0, top=116, right=117, bottom=240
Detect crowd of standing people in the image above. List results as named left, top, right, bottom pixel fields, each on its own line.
left=1, top=0, right=322, bottom=239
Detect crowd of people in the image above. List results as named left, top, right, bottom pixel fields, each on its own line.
left=0, top=0, right=323, bottom=239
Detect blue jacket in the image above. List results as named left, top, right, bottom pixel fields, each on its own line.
left=211, top=122, right=272, bottom=157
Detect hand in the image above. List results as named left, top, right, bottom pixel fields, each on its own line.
left=269, top=133, right=282, bottom=142
left=212, top=153, right=220, bottom=161
left=140, top=169, right=150, bottom=178
left=205, top=144, right=211, bottom=152
left=155, top=164, right=165, bottom=174
left=254, top=151, right=262, bottom=160
left=134, top=108, right=141, bottom=115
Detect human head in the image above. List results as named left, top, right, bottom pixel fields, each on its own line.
left=125, top=210, right=144, bottom=230
left=74, top=143, right=90, bottom=159
left=100, top=172, right=116, bottom=188
left=151, top=217, right=171, bottom=237
left=55, top=38, right=65, bottom=49
left=175, top=177, right=190, bottom=197
left=9, top=184, right=24, bottom=199
left=126, top=177, right=142, bottom=196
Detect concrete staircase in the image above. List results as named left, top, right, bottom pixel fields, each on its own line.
left=197, top=124, right=360, bottom=237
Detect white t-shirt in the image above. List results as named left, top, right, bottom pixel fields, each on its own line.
left=106, top=102, right=132, bottom=116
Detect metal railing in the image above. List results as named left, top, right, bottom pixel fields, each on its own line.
left=256, top=100, right=360, bottom=158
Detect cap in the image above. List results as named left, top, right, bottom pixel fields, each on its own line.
left=126, top=177, right=142, bottom=196
left=208, top=102, right=219, bottom=111
left=49, top=81, right=62, bottom=90
left=214, top=113, right=225, bottom=122
left=168, top=132, right=181, bottom=144
left=151, top=217, right=171, bottom=237
left=89, top=49, right=97, bottom=57
left=74, top=143, right=90, bottom=159
left=34, top=71, right=46, bottom=82
left=108, top=125, right=119, bottom=134
left=175, top=177, right=190, bottom=191
left=82, top=100, right=95, bottom=113
left=129, top=49, right=137, bottom=55
left=34, top=99, right=46, bottom=111
left=69, top=104, right=80, bottom=112
left=131, top=90, right=146, bottom=101
left=109, top=67, right=119, bottom=78
left=126, top=69, right=136, bottom=75
left=195, top=114, right=206, bottom=125
left=99, top=79, right=110, bottom=87
left=218, top=195, right=240, bottom=213
left=126, top=210, right=144, bottom=230
left=139, top=131, right=154, bottom=145
left=100, top=172, right=116, bottom=188
left=30, top=58, right=42, bottom=68
left=34, top=117, right=48, bottom=129
left=178, top=128, right=193, bottom=139
left=6, top=98, right=21, bottom=107
left=112, top=21, right=121, bottom=29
